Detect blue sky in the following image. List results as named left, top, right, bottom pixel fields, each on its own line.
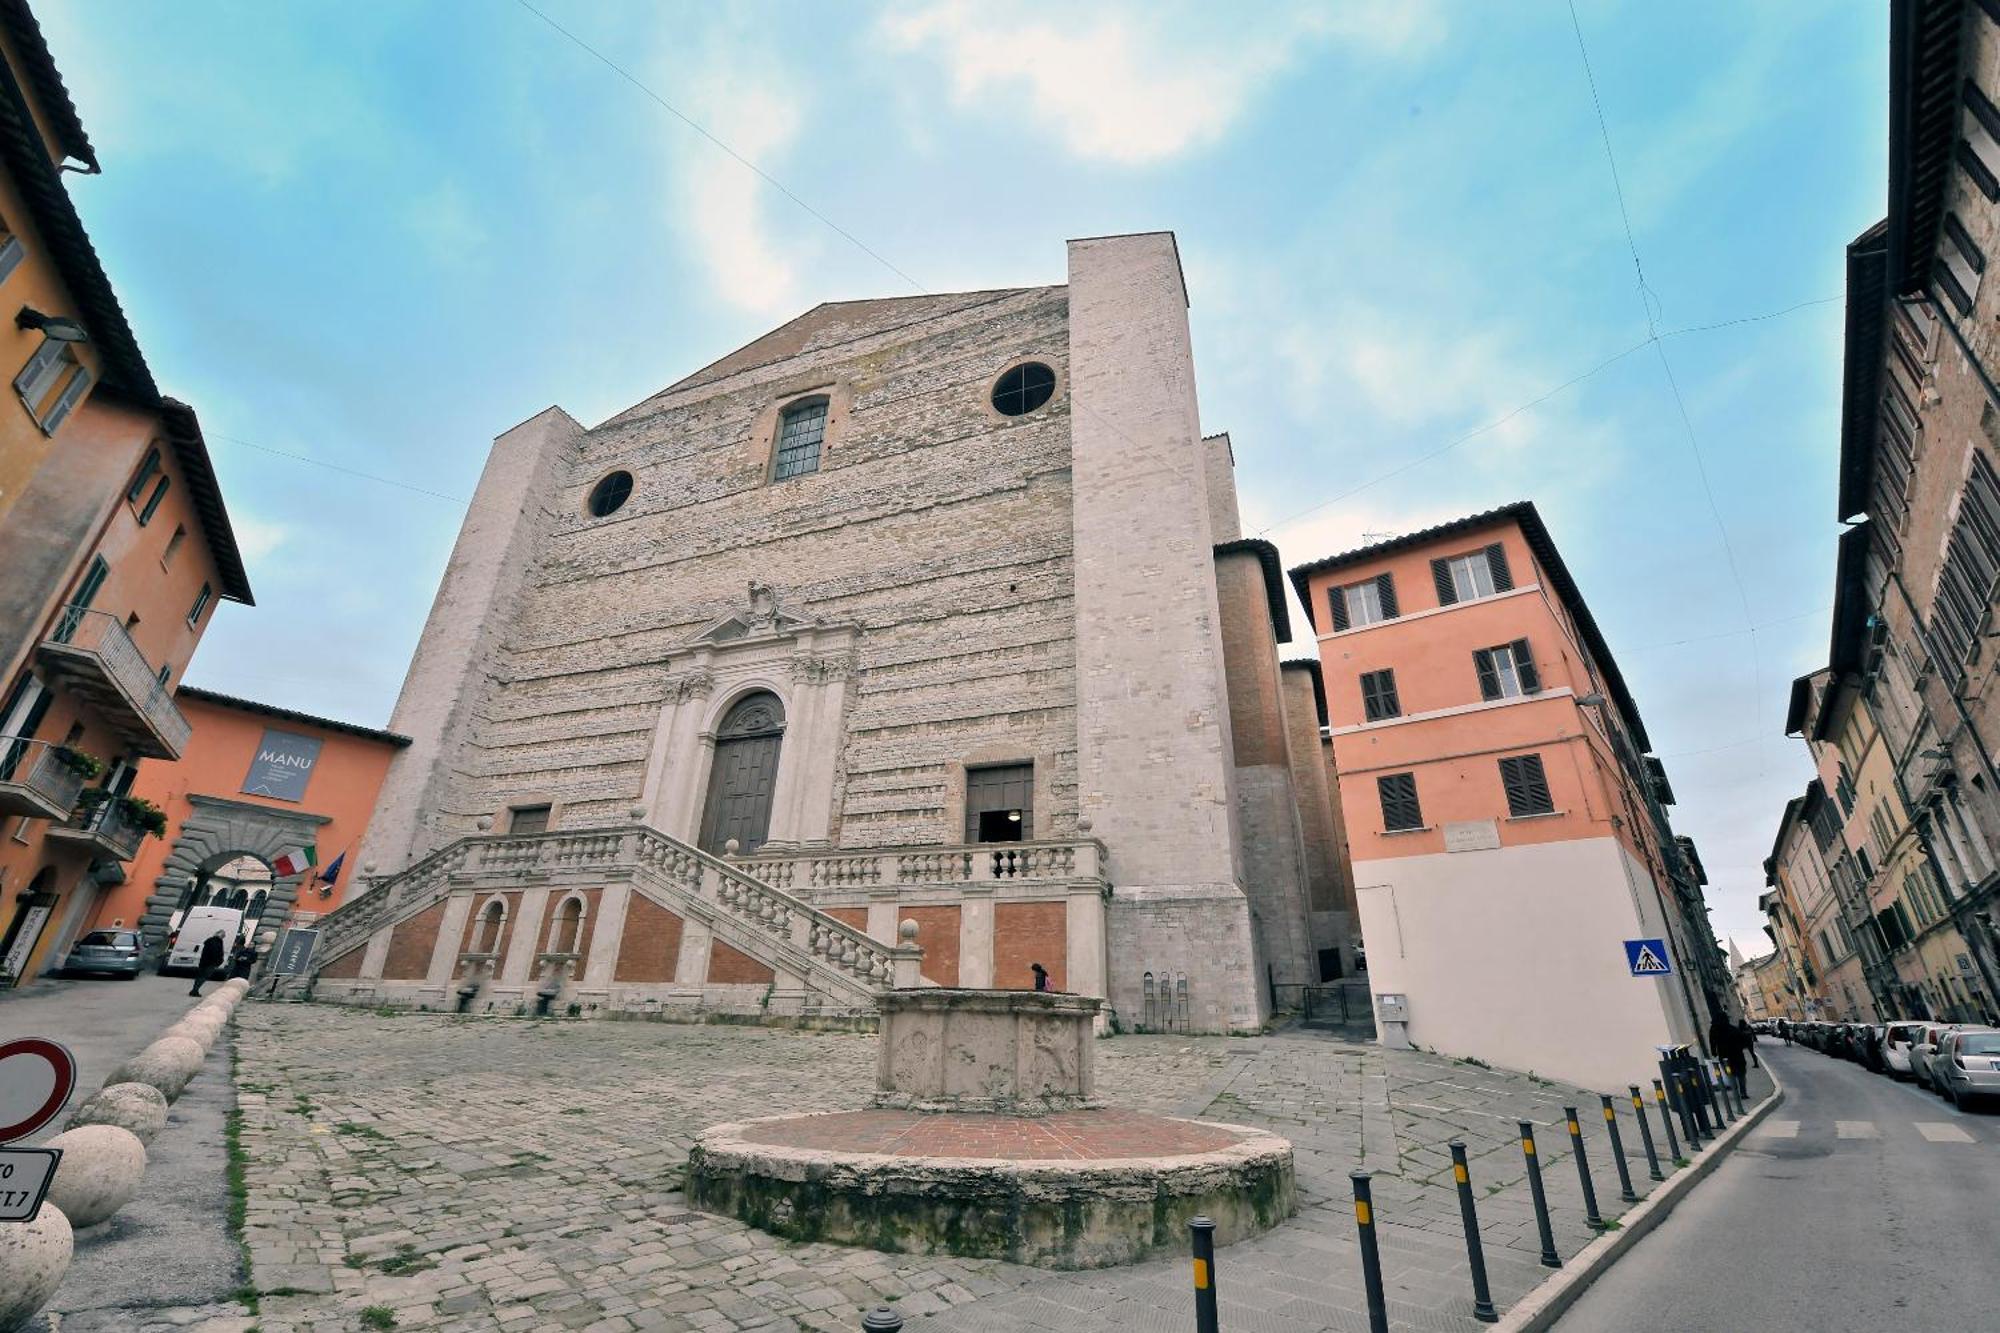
left=41, top=1, right=1886, bottom=953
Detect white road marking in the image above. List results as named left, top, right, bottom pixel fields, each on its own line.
left=1755, top=1120, right=1800, bottom=1138
left=1835, top=1120, right=1878, bottom=1139
left=1914, top=1121, right=1975, bottom=1143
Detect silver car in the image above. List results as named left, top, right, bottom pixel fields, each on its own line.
left=1911, top=1024, right=1959, bottom=1090
left=62, top=928, right=144, bottom=979
left=1935, top=1028, right=2000, bottom=1109
left=1883, top=1021, right=1927, bottom=1078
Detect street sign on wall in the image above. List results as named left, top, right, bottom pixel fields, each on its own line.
left=241, top=728, right=323, bottom=802
left=1624, top=938, right=1673, bottom=976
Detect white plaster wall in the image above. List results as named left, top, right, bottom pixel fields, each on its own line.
left=1354, top=836, right=1689, bottom=1090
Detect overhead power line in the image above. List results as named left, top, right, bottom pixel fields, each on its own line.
left=211, top=435, right=469, bottom=506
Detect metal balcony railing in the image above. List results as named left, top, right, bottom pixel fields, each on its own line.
left=0, top=738, right=87, bottom=820
left=38, top=605, right=191, bottom=758
left=45, top=794, right=146, bottom=862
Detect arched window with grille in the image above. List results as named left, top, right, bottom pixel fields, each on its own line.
left=772, top=398, right=828, bottom=481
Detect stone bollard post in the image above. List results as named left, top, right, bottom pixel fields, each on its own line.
left=0, top=1201, right=72, bottom=1333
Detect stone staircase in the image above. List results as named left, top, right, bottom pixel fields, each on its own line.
left=292, top=825, right=909, bottom=1010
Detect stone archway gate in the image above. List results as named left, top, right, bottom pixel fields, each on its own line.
left=137, top=793, right=331, bottom=952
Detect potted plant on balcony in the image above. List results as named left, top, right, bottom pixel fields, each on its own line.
left=50, top=746, right=104, bottom=780
left=116, top=794, right=168, bottom=838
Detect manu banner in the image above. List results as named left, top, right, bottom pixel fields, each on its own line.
left=241, top=728, right=323, bottom=802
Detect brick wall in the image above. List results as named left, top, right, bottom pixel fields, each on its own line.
left=901, top=903, right=961, bottom=986
left=708, top=939, right=775, bottom=986
left=994, top=900, right=1065, bottom=990
left=380, top=901, right=446, bottom=980
left=612, top=894, right=683, bottom=983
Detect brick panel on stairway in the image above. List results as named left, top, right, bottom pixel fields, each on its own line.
left=707, top=939, right=775, bottom=985
left=613, top=894, right=684, bottom=983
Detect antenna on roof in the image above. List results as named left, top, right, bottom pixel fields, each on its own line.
left=1360, top=530, right=1395, bottom=543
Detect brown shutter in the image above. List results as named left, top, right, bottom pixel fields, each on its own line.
left=1376, top=573, right=1398, bottom=618
left=1485, top=543, right=1514, bottom=591
left=1431, top=557, right=1458, bottom=605
left=1328, top=586, right=1350, bottom=632
left=1378, top=773, right=1422, bottom=830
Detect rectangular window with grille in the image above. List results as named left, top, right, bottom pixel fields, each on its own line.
left=1472, top=639, right=1540, bottom=701
left=1359, top=668, right=1400, bottom=721
left=1329, top=573, right=1397, bottom=631
left=1378, top=772, right=1422, bottom=831
left=772, top=398, right=828, bottom=480
left=508, top=804, right=551, bottom=835
left=1498, top=754, right=1554, bottom=817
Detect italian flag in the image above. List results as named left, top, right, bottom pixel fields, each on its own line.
left=271, top=845, right=316, bottom=877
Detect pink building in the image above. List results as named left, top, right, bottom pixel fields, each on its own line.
left=1290, top=503, right=1721, bottom=1089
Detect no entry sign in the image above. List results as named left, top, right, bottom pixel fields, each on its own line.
left=0, top=1037, right=77, bottom=1144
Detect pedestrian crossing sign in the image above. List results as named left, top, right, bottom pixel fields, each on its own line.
left=1624, top=938, right=1672, bottom=976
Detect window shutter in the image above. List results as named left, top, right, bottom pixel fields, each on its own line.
left=1431, top=557, right=1458, bottom=606
left=0, top=234, right=25, bottom=287
left=1511, top=638, right=1540, bottom=693
left=1375, top=573, right=1398, bottom=618
left=1500, top=755, right=1553, bottom=817
left=127, top=449, right=161, bottom=503
left=1379, top=670, right=1399, bottom=718
left=1473, top=648, right=1500, bottom=701
left=14, top=338, right=63, bottom=402
left=41, top=366, right=90, bottom=434
left=1378, top=773, right=1421, bottom=831
left=1485, top=543, right=1513, bottom=591
left=138, top=476, right=170, bottom=525
left=1328, top=586, right=1350, bottom=632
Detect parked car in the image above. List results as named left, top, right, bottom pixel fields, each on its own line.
left=1936, top=1028, right=2000, bottom=1109
left=61, top=928, right=143, bottom=978
left=1911, top=1024, right=1960, bottom=1090
left=1883, top=1022, right=1927, bottom=1078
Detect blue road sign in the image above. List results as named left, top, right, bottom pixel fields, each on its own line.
left=1624, top=938, right=1673, bottom=976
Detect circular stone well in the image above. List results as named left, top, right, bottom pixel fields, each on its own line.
left=686, top=987, right=1295, bottom=1269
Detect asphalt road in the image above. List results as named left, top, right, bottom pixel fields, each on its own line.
left=1557, top=1042, right=2000, bottom=1331
left=1, top=971, right=244, bottom=1330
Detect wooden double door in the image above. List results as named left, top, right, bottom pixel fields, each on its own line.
left=698, top=692, right=785, bottom=855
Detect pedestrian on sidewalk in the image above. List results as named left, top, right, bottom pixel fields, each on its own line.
left=229, top=937, right=257, bottom=980
left=1739, top=1018, right=1760, bottom=1068
left=188, top=930, right=226, bottom=997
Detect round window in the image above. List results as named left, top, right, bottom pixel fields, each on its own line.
left=991, top=362, right=1057, bottom=417
left=587, top=470, right=633, bottom=517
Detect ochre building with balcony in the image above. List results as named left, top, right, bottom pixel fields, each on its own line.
left=0, top=2, right=251, bottom=986
left=1290, top=503, right=1721, bottom=1089
left=303, top=233, right=1348, bottom=1032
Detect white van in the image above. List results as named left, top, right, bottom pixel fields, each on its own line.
left=163, top=906, right=243, bottom=975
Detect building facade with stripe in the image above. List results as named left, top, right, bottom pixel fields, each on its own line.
left=1291, top=503, right=1723, bottom=1090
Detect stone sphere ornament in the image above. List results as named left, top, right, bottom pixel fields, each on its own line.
left=66, top=1082, right=169, bottom=1145
left=0, top=1201, right=71, bottom=1333
left=42, top=1125, right=147, bottom=1227
left=109, top=1035, right=205, bottom=1101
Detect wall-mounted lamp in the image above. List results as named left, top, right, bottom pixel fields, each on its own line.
left=15, top=307, right=88, bottom=342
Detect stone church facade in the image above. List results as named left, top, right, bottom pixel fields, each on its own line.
left=305, top=232, right=1351, bottom=1033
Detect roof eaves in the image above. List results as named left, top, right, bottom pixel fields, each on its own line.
left=0, top=1, right=96, bottom=171
left=1836, top=222, right=1890, bottom=522
left=160, top=398, right=253, bottom=604
left=176, top=685, right=410, bottom=746
left=1280, top=656, right=1327, bottom=728
left=1827, top=523, right=1875, bottom=678
left=1216, top=537, right=1291, bottom=643
left=1886, top=0, right=1965, bottom=296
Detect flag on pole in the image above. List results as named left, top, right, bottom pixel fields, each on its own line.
left=271, top=845, right=316, bottom=877
left=317, top=850, right=345, bottom=888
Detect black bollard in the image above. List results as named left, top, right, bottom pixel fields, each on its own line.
left=1519, top=1121, right=1561, bottom=1268
left=1672, top=1071, right=1701, bottom=1147
left=1352, top=1173, right=1390, bottom=1333
left=1630, top=1085, right=1664, bottom=1181
left=1448, top=1141, right=1499, bottom=1323
left=1651, top=1078, right=1682, bottom=1162
left=1601, top=1095, right=1639, bottom=1203
left=1564, top=1106, right=1605, bottom=1229
left=1690, top=1064, right=1717, bottom=1136
left=862, top=1307, right=903, bottom=1332
left=1189, top=1215, right=1220, bottom=1333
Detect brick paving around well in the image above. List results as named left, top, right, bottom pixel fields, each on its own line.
left=229, top=1006, right=1769, bottom=1333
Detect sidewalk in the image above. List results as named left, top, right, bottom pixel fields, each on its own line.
left=1, top=972, right=247, bottom=1333
left=221, top=1004, right=1767, bottom=1332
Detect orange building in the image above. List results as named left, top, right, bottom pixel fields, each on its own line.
left=87, top=688, right=408, bottom=952
left=0, top=2, right=252, bottom=987
left=1289, top=502, right=1725, bottom=1089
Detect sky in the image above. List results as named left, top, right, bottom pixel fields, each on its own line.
left=39, top=0, right=1888, bottom=956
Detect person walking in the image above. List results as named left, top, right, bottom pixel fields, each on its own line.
left=188, top=930, right=226, bottom=997
left=1030, top=961, right=1050, bottom=992
left=1739, top=1018, right=1760, bottom=1069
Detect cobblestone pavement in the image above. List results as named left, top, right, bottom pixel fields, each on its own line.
left=231, top=1006, right=1768, bottom=1333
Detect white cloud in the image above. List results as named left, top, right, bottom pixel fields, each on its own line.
left=663, top=36, right=807, bottom=316
left=881, top=0, right=1440, bottom=165
left=230, top=512, right=291, bottom=563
